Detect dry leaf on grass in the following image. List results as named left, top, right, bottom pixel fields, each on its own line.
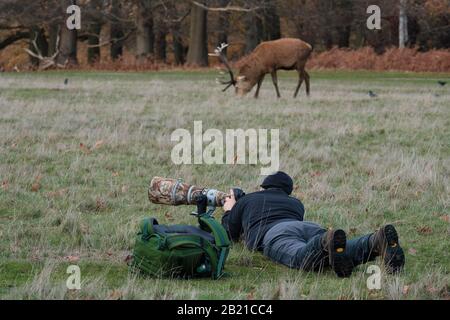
left=1, top=180, right=9, bottom=190
left=93, top=140, right=104, bottom=149
left=440, top=215, right=450, bottom=223
left=80, top=223, right=90, bottom=234
left=402, top=285, right=410, bottom=295
left=165, top=212, right=175, bottom=221
left=108, top=289, right=123, bottom=300
left=417, top=226, right=433, bottom=235
left=95, top=197, right=108, bottom=211
left=31, top=174, right=43, bottom=191
left=79, top=143, right=91, bottom=154
left=310, top=171, right=322, bottom=177
left=426, top=286, right=439, bottom=294
left=64, top=255, right=80, bottom=263
left=46, top=188, right=68, bottom=198
left=408, top=248, right=417, bottom=255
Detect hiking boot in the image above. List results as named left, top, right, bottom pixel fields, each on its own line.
left=321, top=229, right=353, bottom=278
left=370, top=224, right=405, bottom=274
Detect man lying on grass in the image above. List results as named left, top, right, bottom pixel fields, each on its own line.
left=222, top=171, right=405, bottom=277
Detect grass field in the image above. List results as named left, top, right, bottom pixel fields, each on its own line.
left=0, top=70, right=449, bottom=300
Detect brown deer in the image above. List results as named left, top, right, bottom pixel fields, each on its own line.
left=210, top=38, right=313, bottom=98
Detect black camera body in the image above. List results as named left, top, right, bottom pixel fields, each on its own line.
left=195, top=188, right=245, bottom=216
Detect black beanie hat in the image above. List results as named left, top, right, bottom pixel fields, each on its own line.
left=260, top=171, right=294, bottom=195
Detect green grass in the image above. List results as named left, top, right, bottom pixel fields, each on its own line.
left=0, top=70, right=449, bottom=299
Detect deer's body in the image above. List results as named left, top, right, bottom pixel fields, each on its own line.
left=236, top=38, right=313, bottom=98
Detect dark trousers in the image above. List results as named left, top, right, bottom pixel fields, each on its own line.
left=262, top=221, right=376, bottom=270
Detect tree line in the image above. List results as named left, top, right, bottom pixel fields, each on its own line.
left=0, top=0, right=448, bottom=69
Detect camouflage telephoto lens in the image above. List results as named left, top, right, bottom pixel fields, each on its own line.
left=148, top=177, right=229, bottom=207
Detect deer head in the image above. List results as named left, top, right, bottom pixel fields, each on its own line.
left=209, top=43, right=236, bottom=92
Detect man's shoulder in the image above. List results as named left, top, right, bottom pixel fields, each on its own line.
left=288, top=196, right=304, bottom=207
left=244, top=189, right=300, bottom=200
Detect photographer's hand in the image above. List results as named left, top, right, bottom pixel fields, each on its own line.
left=223, top=189, right=237, bottom=211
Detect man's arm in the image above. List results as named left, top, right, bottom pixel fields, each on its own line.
left=221, top=190, right=244, bottom=241
left=296, top=199, right=305, bottom=220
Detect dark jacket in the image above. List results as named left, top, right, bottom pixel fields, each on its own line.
left=221, top=188, right=305, bottom=251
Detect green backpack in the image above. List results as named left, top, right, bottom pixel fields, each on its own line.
left=130, top=215, right=230, bottom=280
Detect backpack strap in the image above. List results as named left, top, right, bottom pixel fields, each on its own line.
left=164, top=234, right=218, bottom=278
left=198, top=216, right=231, bottom=279
left=140, top=217, right=159, bottom=240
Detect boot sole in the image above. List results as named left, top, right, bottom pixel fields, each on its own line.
left=328, top=229, right=353, bottom=278
left=382, top=225, right=405, bottom=274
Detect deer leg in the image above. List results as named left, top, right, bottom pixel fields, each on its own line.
left=271, top=71, right=281, bottom=98
left=294, top=70, right=305, bottom=98
left=254, top=75, right=265, bottom=99
left=304, top=70, right=311, bottom=97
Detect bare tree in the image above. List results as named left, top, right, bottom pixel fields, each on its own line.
left=153, top=5, right=167, bottom=63
left=161, top=0, right=190, bottom=65
left=136, top=0, right=154, bottom=64
left=0, top=31, right=29, bottom=50
left=186, top=1, right=208, bottom=66
left=110, top=0, right=125, bottom=60
left=55, top=0, right=78, bottom=66
left=262, top=0, right=280, bottom=41
left=216, top=0, right=231, bottom=54
left=399, top=0, right=409, bottom=48
left=85, top=0, right=104, bottom=64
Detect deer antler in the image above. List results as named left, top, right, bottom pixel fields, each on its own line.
left=209, top=43, right=236, bottom=92
left=24, top=32, right=63, bottom=70
left=24, top=34, right=44, bottom=60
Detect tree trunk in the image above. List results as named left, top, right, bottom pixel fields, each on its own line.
left=172, top=18, right=185, bottom=65
left=29, top=27, right=48, bottom=67
left=217, top=0, right=230, bottom=54
left=337, top=25, right=351, bottom=47
left=56, top=0, right=78, bottom=66
left=57, top=24, right=77, bottom=65
left=0, top=31, right=29, bottom=51
left=136, top=0, right=154, bottom=64
left=324, top=32, right=334, bottom=50
left=244, top=12, right=260, bottom=54
left=155, top=29, right=167, bottom=62
left=186, top=2, right=208, bottom=67
left=47, top=24, right=59, bottom=56
left=399, top=0, right=409, bottom=48
left=110, top=0, right=124, bottom=60
left=173, top=31, right=185, bottom=65
left=87, top=23, right=101, bottom=64
left=263, top=0, right=281, bottom=41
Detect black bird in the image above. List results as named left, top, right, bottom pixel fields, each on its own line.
left=438, top=81, right=447, bottom=86
left=64, top=78, right=69, bottom=85
left=368, top=90, right=378, bottom=98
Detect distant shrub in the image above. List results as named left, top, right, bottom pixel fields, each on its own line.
left=307, top=47, right=450, bottom=73
left=1, top=43, right=449, bottom=73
